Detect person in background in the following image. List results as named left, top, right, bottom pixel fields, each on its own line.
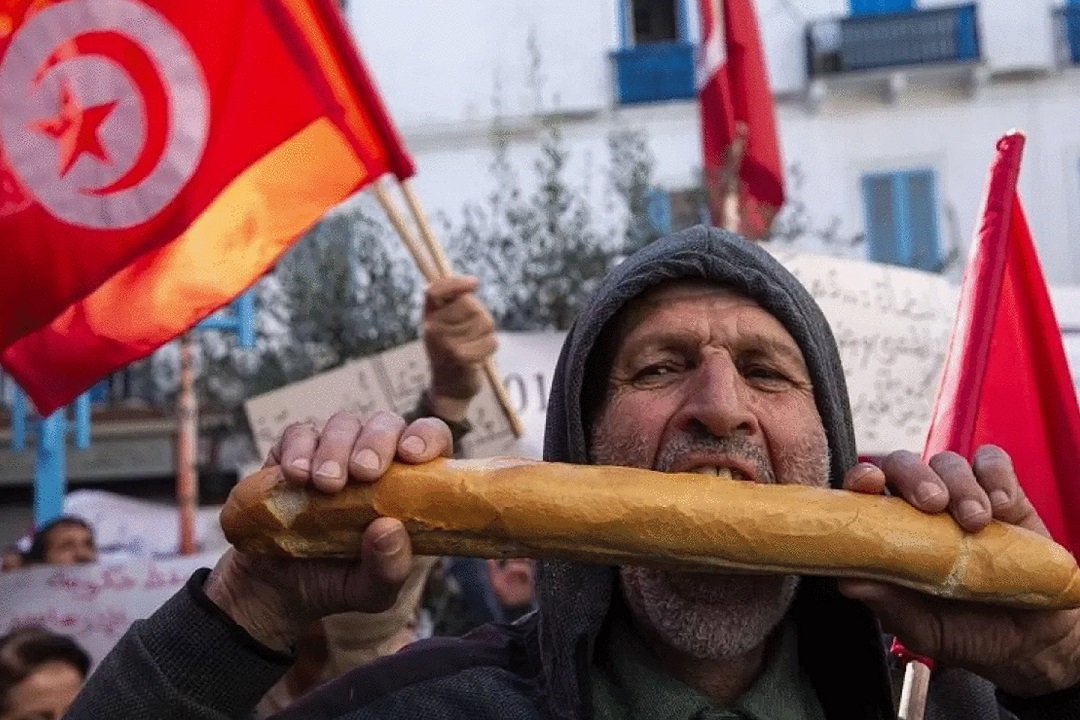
left=0, top=546, right=23, bottom=573
left=0, top=626, right=90, bottom=720
left=23, top=516, right=96, bottom=567
left=257, top=274, right=498, bottom=715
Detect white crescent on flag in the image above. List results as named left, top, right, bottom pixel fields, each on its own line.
left=695, top=0, right=726, bottom=91
left=0, top=0, right=209, bottom=230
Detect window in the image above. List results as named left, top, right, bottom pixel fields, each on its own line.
left=849, top=0, right=913, bottom=16
left=620, top=0, right=689, bottom=46
left=861, top=169, right=942, bottom=272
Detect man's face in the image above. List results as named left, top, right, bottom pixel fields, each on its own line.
left=43, top=524, right=97, bottom=566
left=589, top=282, right=830, bottom=660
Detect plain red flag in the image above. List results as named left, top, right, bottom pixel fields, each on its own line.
left=924, top=131, right=1080, bottom=555
left=696, top=0, right=784, bottom=239
left=0, top=0, right=414, bottom=414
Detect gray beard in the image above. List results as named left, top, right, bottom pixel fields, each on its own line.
left=621, top=566, right=799, bottom=660
left=591, top=418, right=829, bottom=661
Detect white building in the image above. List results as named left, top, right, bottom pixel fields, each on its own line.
left=347, top=0, right=1080, bottom=286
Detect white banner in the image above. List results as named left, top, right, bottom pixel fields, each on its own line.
left=0, top=552, right=221, bottom=667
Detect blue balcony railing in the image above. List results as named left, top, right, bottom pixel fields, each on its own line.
left=1058, top=5, right=1080, bottom=65
left=807, top=3, right=980, bottom=77
left=611, top=41, right=695, bottom=105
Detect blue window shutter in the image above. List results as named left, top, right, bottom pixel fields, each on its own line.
left=862, top=174, right=901, bottom=265
left=849, top=0, right=913, bottom=16
left=646, top=188, right=673, bottom=234
left=905, top=170, right=941, bottom=271
left=618, top=0, right=630, bottom=47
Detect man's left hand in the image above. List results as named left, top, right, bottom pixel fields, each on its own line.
left=838, top=445, right=1080, bottom=697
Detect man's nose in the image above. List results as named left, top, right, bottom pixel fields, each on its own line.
left=676, top=353, right=759, bottom=438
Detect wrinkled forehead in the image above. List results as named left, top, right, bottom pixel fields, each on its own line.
left=607, top=279, right=798, bottom=355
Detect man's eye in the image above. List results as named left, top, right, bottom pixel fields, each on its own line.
left=745, top=365, right=788, bottom=383
left=634, top=364, right=675, bottom=380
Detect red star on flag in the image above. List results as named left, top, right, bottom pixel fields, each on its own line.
left=32, top=78, right=117, bottom=177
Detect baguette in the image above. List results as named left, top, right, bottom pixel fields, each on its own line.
left=220, top=456, right=1080, bottom=610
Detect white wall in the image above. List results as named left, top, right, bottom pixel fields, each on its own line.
left=346, top=0, right=1080, bottom=286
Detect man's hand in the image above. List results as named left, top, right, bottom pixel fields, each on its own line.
left=839, top=445, right=1080, bottom=697
left=487, top=559, right=535, bottom=609
left=205, top=411, right=453, bottom=653
left=422, top=275, right=497, bottom=421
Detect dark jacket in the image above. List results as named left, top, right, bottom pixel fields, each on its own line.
left=64, top=227, right=1080, bottom=720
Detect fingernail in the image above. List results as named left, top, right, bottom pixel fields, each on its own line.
left=353, top=449, right=380, bottom=473
left=915, top=482, right=944, bottom=505
left=959, top=499, right=988, bottom=522
left=290, top=458, right=311, bottom=472
left=851, top=464, right=878, bottom=481
left=315, top=460, right=342, bottom=479
left=400, top=436, right=425, bottom=456
left=989, top=490, right=1010, bottom=509
left=375, top=529, right=405, bottom=555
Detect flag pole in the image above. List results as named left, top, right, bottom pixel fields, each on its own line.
left=721, top=121, right=748, bottom=233
left=898, top=659, right=931, bottom=720
left=372, top=179, right=526, bottom=439
left=176, top=332, right=199, bottom=555
left=371, top=179, right=438, bottom=283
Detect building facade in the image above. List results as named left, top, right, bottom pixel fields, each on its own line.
left=347, top=0, right=1080, bottom=286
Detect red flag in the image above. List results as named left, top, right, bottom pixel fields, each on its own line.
left=696, top=0, right=784, bottom=239
left=0, top=0, right=414, bottom=414
left=924, top=131, right=1080, bottom=554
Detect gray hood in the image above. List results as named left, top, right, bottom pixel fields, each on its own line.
left=536, top=226, right=894, bottom=720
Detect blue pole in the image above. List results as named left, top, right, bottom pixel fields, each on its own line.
left=34, top=409, right=67, bottom=527
left=74, top=393, right=91, bottom=449
left=236, top=290, right=256, bottom=349
left=11, top=386, right=26, bottom=452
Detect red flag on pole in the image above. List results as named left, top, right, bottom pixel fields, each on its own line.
left=924, top=131, right=1080, bottom=554
left=696, top=0, right=784, bottom=239
left=0, top=0, right=414, bottom=414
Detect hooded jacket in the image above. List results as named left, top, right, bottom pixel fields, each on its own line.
left=64, top=227, right=1080, bottom=720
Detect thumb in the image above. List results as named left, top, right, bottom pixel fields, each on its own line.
left=351, top=519, right=413, bottom=613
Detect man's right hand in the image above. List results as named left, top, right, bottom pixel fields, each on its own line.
left=204, top=411, right=453, bottom=652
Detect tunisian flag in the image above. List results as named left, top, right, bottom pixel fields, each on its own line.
left=696, top=0, right=784, bottom=239
left=924, top=132, right=1080, bottom=555
left=0, top=0, right=413, bottom=414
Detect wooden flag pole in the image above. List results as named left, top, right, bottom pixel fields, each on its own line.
left=374, top=178, right=525, bottom=439
left=721, top=122, right=749, bottom=234
left=372, top=180, right=438, bottom=283
left=400, top=180, right=453, bottom=277
left=898, top=659, right=931, bottom=720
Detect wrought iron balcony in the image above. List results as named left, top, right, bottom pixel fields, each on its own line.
left=807, top=4, right=980, bottom=77
left=611, top=41, right=695, bottom=105
left=1057, top=5, right=1080, bottom=65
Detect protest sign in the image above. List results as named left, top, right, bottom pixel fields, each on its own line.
left=0, top=552, right=221, bottom=667
left=773, top=251, right=958, bottom=453
left=245, top=333, right=565, bottom=460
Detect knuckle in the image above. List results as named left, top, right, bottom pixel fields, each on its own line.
left=928, top=451, right=971, bottom=478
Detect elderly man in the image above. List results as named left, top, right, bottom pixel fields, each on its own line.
left=66, top=228, right=1080, bottom=719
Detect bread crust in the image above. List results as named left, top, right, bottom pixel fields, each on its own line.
left=220, top=457, right=1080, bottom=610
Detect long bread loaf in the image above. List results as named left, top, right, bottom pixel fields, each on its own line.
left=220, top=456, right=1080, bottom=610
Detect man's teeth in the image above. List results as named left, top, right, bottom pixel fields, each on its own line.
left=687, top=467, right=742, bottom=481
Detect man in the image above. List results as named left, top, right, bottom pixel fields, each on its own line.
left=65, top=227, right=1080, bottom=718
left=24, top=516, right=96, bottom=566
left=0, top=626, right=90, bottom=720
